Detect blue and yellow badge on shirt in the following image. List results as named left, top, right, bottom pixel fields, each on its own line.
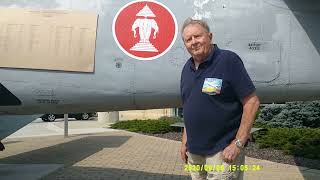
left=202, top=78, right=222, bottom=95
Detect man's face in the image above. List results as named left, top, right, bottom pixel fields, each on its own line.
left=182, top=23, right=212, bottom=62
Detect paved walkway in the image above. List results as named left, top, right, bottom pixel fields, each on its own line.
left=0, top=121, right=319, bottom=180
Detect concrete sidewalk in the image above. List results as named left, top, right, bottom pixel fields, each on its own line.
left=6, top=119, right=116, bottom=139
left=0, top=121, right=319, bottom=180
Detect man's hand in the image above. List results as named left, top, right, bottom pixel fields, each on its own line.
left=180, top=144, right=188, bottom=164
left=222, top=141, right=241, bottom=163
left=181, top=128, right=188, bottom=163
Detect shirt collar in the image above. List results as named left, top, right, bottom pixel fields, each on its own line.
left=189, top=44, right=220, bottom=71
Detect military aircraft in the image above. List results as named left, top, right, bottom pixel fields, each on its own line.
left=0, top=0, right=320, bottom=143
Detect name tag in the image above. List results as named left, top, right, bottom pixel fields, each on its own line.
left=202, top=78, right=222, bottom=95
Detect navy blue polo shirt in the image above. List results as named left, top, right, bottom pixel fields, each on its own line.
left=180, top=44, right=255, bottom=155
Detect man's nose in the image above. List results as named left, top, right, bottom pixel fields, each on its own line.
left=191, top=37, right=196, bottom=45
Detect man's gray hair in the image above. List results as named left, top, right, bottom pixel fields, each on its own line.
left=181, top=18, right=211, bottom=35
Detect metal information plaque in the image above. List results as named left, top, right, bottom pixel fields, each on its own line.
left=0, top=8, right=97, bottom=72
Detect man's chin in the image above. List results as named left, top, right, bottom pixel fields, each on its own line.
left=192, top=51, right=202, bottom=56
left=193, top=52, right=204, bottom=57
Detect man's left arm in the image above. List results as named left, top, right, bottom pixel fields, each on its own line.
left=222, top=92, right=260, bottom=162
left=236, top=92, right=260, bottom=144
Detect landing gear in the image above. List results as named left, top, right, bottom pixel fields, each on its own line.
left=0, top=141, right=5, bottom=151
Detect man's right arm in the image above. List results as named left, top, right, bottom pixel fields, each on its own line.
left=180, top=127, right=188, bottom=163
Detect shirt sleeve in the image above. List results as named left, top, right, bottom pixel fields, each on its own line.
left=229, top=54, right=256, bottom=100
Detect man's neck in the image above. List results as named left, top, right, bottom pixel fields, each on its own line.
left=193, top=45, right=214, bottom=70
left=194, top=61, right=200, bottom=70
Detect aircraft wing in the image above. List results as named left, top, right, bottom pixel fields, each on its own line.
left=0, top=114, right=42, bottom=141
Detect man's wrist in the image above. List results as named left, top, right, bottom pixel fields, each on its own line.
left=234, top=138, right=245, bottom=149
left=236, top=134, right=249, bottom=145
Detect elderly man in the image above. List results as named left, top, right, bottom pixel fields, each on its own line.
left=180, top=18, right=260, bottom=180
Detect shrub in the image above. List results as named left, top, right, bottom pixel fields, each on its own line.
left=254, top=128, right=320, bottom=159
left=158, top=116, right=183, bottom=122
left=256, top=101, right=320, bottom=128
left=110, top=117, right=179, bottom=134
left=257, top=104, right=284, bottom=122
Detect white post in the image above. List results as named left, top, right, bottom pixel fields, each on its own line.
left=98, top=112, right=119, bottom=124
left=64, top=114, right=68, bottom=137
left=109, top=112, right=119, bottom=123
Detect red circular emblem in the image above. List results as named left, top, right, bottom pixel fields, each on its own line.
left=112, top=0, right=178, bottom=61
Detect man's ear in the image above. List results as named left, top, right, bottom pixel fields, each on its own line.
left=209, top=33, right=213, bottom=41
